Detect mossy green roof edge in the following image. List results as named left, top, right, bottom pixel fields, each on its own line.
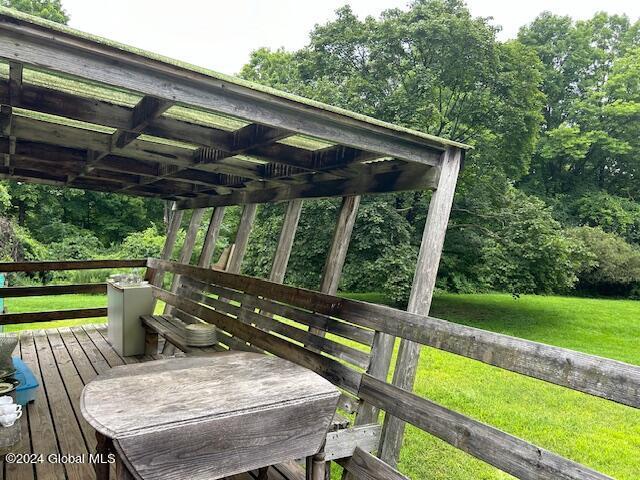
left=0, top=6, right=471, bottom=151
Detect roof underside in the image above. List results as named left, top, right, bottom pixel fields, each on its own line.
left=0, top=8, right=468, bottom=209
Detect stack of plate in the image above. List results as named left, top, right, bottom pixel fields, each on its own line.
left=185, top=322, right=218, bottom=347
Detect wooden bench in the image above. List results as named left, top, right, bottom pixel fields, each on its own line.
left=142, top=261, right=387, bottom=474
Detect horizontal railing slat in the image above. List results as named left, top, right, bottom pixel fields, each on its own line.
left=0, top=259, right=147, bottom=273
left=341, top=302, right=640, bottom=409
left=0, top=283, right=107, bottom=298
left=359, top=374, right=612, bottom=480
left=152, top=285, right=362, bottom=394
left=337, top=447, right=408, bottom=480
left=0, top=308, right=107, bottom=325
left=147, top=259, right=640, bottom=408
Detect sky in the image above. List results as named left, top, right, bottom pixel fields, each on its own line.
left=61, top=0, right=640, bottom=75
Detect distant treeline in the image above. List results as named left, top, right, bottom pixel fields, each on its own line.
left=0, top=0, right=639, bottom=303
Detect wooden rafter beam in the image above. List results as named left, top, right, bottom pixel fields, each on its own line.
left=0, top=81, right=403, bottom=184
left=112, top=95, right=174, bottom=148
left=0, top=15, right=458, bottom=163
left=72, top=95, right=173, bottom=182
left=147, top=123, right=294, bottom=187
left=175, top=162, right=440, bottom=209
left=231, top=123, right=292, bottom=151
left=8, top=62, right=22, bottom=105
left=0, top=137, right=251, bottom=193
left=0, top=80, right=233, bottom=149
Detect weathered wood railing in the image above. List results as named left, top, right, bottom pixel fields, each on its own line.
left=0, top=259, right=147, bottom=325
left=148, top=258, right=639, bottom=480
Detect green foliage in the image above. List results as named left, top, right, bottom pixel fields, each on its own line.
left=0, top=183, right=10, bottom=214
left=442, top=184, right=587, bottom=295
left=117, top=226, right=166, bottom=259
left=342, top=197, right=413, bottom=292
left=0, top=0, right=68, bottom=23
left=568, top=227, right=640, bottom=295
left=46, top=229, right=104, bottom=261
left=376, top=243, right=419, bottom=307
left=572, top=192, right=640, bottom=244
left=519, top=12, right=640, bottom=199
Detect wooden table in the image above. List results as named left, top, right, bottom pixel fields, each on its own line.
left=81, top=353, right=340, bottom=480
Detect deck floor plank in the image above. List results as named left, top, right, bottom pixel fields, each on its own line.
left=18, top=330, right=65, bottom=480
left=58, top=327, right=100, bottom=385
left=81, top=324, right=131, bottom=367
left=32, top=330, right=95, bottom=479
left=69, top=326, right=113, bottom=375
left=47, top=330, right=98, bottom=453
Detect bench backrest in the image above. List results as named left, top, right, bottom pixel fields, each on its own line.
left=148, top=258, right=390, bottom=418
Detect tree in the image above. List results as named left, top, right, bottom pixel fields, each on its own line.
left=240, top=1, right=561, bottom=296
left=1, top=0, right=68, bottom=23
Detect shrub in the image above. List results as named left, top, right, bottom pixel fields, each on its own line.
left=568, top=226, right=640, bottom=295
left=118, top=226, right=166, bottom=259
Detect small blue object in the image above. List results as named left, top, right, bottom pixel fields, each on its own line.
left=11, top=357, right=39, bottom=406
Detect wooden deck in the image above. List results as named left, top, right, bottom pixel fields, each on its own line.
left=1, top=324, right=304, bottom=480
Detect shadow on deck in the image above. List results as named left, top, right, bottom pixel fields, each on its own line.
left=2, top=325, right=303, bottom=480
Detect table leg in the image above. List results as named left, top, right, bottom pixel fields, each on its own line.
left=116, top=454, right=135, bottom=480
left=257, top=466, right=269, bottom=480
left=144, top=330, right=159, bottom=356
left=94, top=432, right=113, bottom=480
left=306, top=451, right=326, bottom=480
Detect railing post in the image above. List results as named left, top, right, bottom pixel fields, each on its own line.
left=379, top=147, right=462, bottom=466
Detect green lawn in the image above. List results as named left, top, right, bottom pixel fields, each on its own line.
left=3, top=293, right=639, bottom=479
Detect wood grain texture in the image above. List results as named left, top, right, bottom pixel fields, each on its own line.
left=338, top=448, right=408, bottom=480
left=198, top=207, right=226, bottom=267
left=381, top=146, right=462, bottom=465
left=269, top=199, right=303, bottom=283
left=0, top=283, right=106, bottom=297
left=0, top=259, right=146, bottom=272
left=360, top=374, right=611, bottom=480
left=0, top=15, right=456, bottom=165
left=153, top=286, right=362, bottom=394
left=81, top=354, right=339, bottom=480
left=227, top=203, right=258, bottom=274
left=0, top=307, right=106, bottom=325
left=320, top=195, right=360, bottom=296
left=324, top=425, right=382, bottom=461
left=165, top=207, right=205, bottom=316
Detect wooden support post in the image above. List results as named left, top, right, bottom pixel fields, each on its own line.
left=319, top=195, right=360, bottom=295
left=379, top=147, right=462, bottom=467
left=269, top=199, right=303, bottom=283
left=226, top=203, right=258, bottom=274
left=164, top=208, right=205, bottom=314
left=149, top=204, right=184, bottom=288
left=161, top=207, right=204, bottom=354
left=309, top=195, right=360, bottom=340
left=198, top=207, right=226, bottom=268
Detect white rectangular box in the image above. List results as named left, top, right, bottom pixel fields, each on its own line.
left=107, top=282, right=154, bottom=357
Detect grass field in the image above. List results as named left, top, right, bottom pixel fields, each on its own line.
left=3, top=292, right=639, bottom=479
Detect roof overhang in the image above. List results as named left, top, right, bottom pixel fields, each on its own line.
left=0, top=8, right=469, bottom=209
